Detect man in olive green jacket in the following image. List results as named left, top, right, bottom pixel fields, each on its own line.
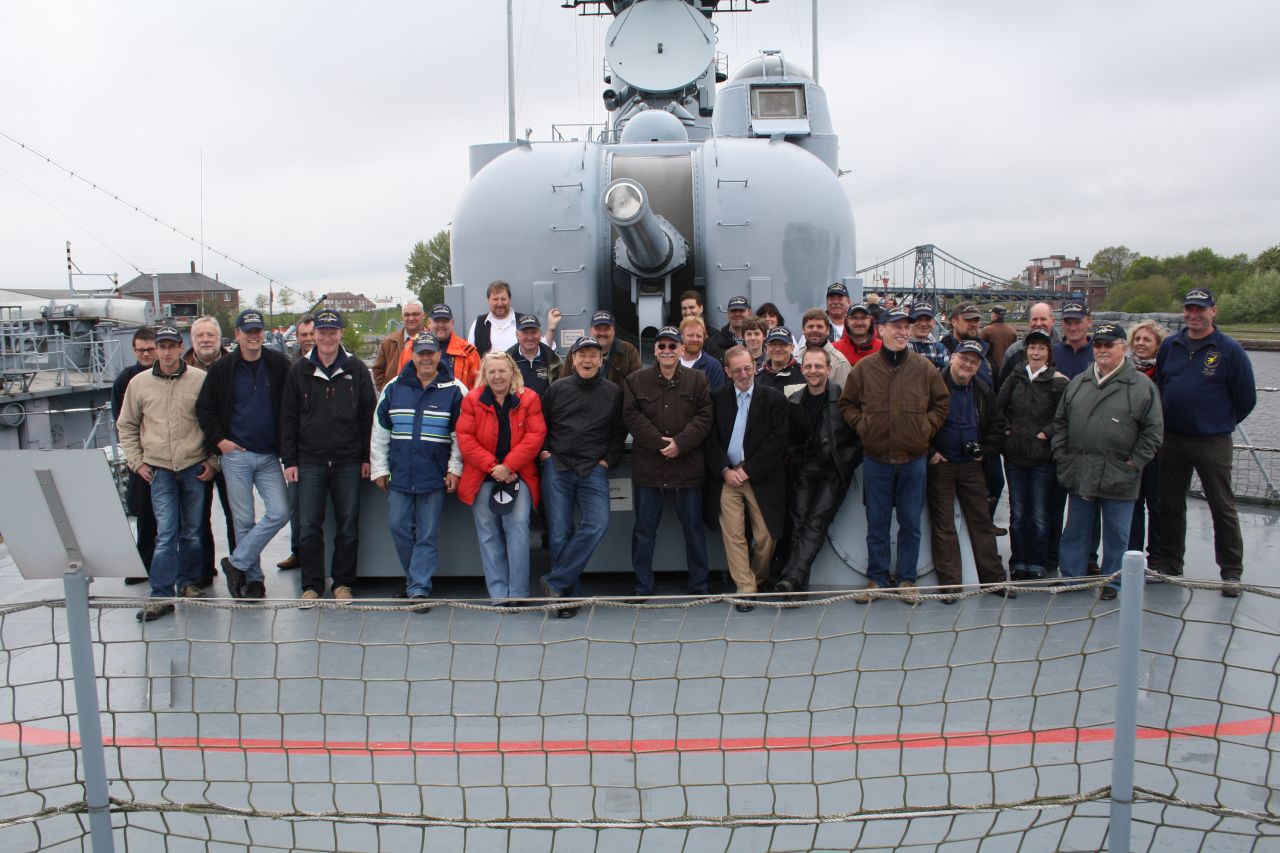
left=1051, top=322, right=1163, bottom=598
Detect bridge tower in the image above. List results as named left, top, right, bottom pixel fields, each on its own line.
left=913, top=244, right=937, bottom=296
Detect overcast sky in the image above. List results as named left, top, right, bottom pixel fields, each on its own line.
left=2, top=0, right=1277, bottom=302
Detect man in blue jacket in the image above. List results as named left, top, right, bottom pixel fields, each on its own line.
left=370, top=332, right=466, bottom=605
left=1155, top=288, right=1257, bottom=596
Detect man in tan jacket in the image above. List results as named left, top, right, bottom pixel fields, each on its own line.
left=838, top=308, right=949, bottom=603
left=372, top=300, right=426, bottom=390
left=117, top=326, right=218, bottom=621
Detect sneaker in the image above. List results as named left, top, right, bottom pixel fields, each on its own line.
left=896, top=580, right=921, bottom=604
left=276, top=553, right=301, bottom=570
left=408, top=594, right=431, bottom=614
left=333, top=586, right=354, bottom=604
left=221, top=557, right=244, bottom=598
left=124, top=576, right=148, bottom=586
left=1221, top=574, right=1242, bottom=598
left=242, top=581, right=266, bottom=601
left=1099, top=586, right=1118, bottom=601
left=136, top=601, right=175, bottom=622
left=180, top=584, right=207, bottom=599
left=853, top=580, right=883, bottom=605
left=299, top=589, right=321, bottom=609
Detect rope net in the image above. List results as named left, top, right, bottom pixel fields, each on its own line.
left=0, top=578, right=1276, bottom=852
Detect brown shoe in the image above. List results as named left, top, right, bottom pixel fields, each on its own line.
left=896, top=580, right=921, bottom=604
left=333, top=586, right=354, bottom=604
left=277, top=554, right=301, bottom=570
left=180, top=584, right=207, bottom=599
left=136, top=601, right=175, bottom=622
left=853, top=580, right=883, bottom=604
left=299, top=589, right=321, bottom=609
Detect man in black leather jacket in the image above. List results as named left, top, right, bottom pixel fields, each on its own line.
left=774, top=347, right=862, bottom=595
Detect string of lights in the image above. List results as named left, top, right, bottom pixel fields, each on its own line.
left=0, top=127, right=302, bottom=298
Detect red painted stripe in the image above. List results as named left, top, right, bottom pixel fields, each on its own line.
left=1, top=715, right=1276, bottom=756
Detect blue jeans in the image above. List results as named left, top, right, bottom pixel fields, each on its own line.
left=473, top=479, right=532, bottom=600
left=387, top=489, right=445, bottom=597
left=149, top=464, right=206, bottom=598
left=1005, top=461, right=1056, bottom=574
left=1060, top=493, right=1135, bottom=590
left=862, top=456, right=927, bottom=586
left=298, top=461, right=362, bottom=595
left=631, top=486, right=709, bottom=595
left=220, top=451, right=290, bottom=582
left=541, top=460, right=610, bottom=596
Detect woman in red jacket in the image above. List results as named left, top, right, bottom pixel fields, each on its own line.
left=456, top=352, right=547, bottom=603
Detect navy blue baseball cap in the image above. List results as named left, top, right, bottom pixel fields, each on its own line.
left=1092, top=322, right=1127, bottom=342
left=908, top=302, right=936, bottom=320
left=236, top=309, right=266, bottom=331
left=881, top=307, right=910, bottom=324
left=314, top=309, right=344, bottom=329
left=726, top=296, right=751, bottom=311
left=516, top=313, right=541, bottom=331
left=590, top=310, right=615, bottom=327
left=570, top=335, right=603, bottom=354
left=1060, top=301, right=1089, bottom=319
left=412, top=332, right=441, bottom=353
left=955, top=339, right=986, bottom=358
left=766, top=327, right=793, bottom=345
left=826, top=283, right=850, bottom=298
left=1024, top=329, right=1052, bottom=347
left=153, top=325, right=182, bottom=344
left=1184, top=287, right=1216, bottom=307
left=655, top=325, right=682, bottom=343
left=429, top=303, right=453, bottom=320
left=849, top=301, right=871, bottom=316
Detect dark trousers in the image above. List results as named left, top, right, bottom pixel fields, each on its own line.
left=126, top=470, right=157, bottom=573
left=1128, top=456, right=1161, bottom=561
left=298, top=461, right=363, bottom=594
left=927, top=460, right=1006, bottom=587
left=201, top=471, right=237, bottom=577
left=983, top=453, right=1005, bottom=520
left=288, top=481, right=301, bottom=554
left=1157, top=432, right=1242, bottom=578
left=779, top=464, right=847, bottom=591
left=631, top=486, right=709, bottom=595
left=1005, top=461, right=1055, bottom=574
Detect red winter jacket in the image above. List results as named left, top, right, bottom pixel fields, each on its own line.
left=456, top=386, right=547, bottom=507
left=834, top=328, right=882, bottom=366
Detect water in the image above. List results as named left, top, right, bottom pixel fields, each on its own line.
left=1240, top=349, right=1280, bottom=448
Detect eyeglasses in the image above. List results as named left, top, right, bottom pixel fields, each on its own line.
left=1092, top=340, right=1119, bottom=349
left=655, top=342, right=678, bottom=351
left=133, top=346, right=156, bottom=354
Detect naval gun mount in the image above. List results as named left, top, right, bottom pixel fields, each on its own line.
left=602, top=177, right=688, bottom=334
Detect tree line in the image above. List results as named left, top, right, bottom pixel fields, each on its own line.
left=1094, top=244, right=1280, bottom=323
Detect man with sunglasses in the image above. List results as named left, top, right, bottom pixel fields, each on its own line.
left=1052, top=323, right=1163, bottom=600
left=622, top=326, right=713, bottom=598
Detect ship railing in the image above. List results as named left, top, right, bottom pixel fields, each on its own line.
left=0, top=557, right=1276, bottom=851
left=0, top=317, right=122, bottom=395
left=550, top=122, right=619, bottom=144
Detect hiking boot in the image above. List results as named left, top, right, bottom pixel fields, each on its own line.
left=1099, top=586, right=1118, bottom=601
left=853, top=580, right=883, bottom=605
left=299, top=589, right=321, bottom=609
left=136, top=601, right=175, bottom=622
left=242, top=580, right=266, bottom=601
left=333, top=586, right=354, bottom=604
left=896, top=580, right=921, bottom=604
left=221, top=557, right=244, bottom=598
left=277, top=553, right=301, bottom=570
left=180, top=584, right=207, bottom=599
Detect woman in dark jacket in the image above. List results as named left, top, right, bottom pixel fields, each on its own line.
left=993, top=330, right=1068, bottom=580
left=457, top=352, right=547, bottom=603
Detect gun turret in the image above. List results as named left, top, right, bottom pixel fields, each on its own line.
left=603, top=178, right=687, bottom=278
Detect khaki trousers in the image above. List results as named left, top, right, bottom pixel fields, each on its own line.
left=719, top=481, right=775, bottom=593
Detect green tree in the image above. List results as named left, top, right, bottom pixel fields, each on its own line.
left=1089, top=245, right=1139, bottom=284
left=302, top=290, right=317, bottom=309
left=1253, top=244, right=1280, bottom=273
left=1218, top=270, right=1280, bottom=323
left=278, top=288, right=296, bottom=312
left=406, top=229, right=451, bottom=308
left=253, top=294, right=268, bottom=312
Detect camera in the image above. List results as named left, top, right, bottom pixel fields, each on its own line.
left=963, top=441, right=984, bottom=459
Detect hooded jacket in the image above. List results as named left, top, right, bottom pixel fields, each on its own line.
left=1051, top=359, right=1163, bottom=500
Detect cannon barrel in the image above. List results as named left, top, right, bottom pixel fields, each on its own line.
left=602, top=178, right=675, bottom=274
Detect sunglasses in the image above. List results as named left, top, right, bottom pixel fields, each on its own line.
left=1092, top=340, right=1119, bottom=349
left=655, top=342, right=679, bottom=351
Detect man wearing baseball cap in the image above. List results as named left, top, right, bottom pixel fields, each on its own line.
left=907, top=302, right=948, bottom=370
left=756, top=326, right=803, bottom=395
left=538, top=336, right=627, bottom=615
left=709, top=295, right=752, bottom=360
left=825, top=283, right=851, bottom=343
left=506, top=313, right=562, bottom=397
left=833, top=302, right=881, bottom=366
left=280, top=309, right=378, bottom=606
left=1053, top=301, right=1094, bottom=379
left=428, top=303, right=481, bottom=390
left=1154, top=287, right=1257, bottom=595
left=584, top=310, right=641, bottom=387
left=622, top=326, right=713, bottom=598
left=116, top=326, right=220, bottom=621
left=195, top=309, right=293, bottom=600
left=1052, top=322, right=1163, bottom=600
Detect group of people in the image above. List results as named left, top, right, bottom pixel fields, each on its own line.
left=114, top=279, right=1256, bottom=622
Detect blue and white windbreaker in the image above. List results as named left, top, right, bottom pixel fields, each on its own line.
left=370, top=360, right=466, bottom=494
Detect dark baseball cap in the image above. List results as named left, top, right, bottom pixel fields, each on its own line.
left=153, top=325, right=182, bottom=344
left=881, top=307, right=910, bottom=324
left=1023, top=329, right=1052, bottom=347
left=766, top=327, right=793, bottom=345
left=412, top=332, right=441, bottom=353
left=314, top=310, right=344, bottom=329
left=590, top=310, right=615, bottom=327
left=955, top=339, right=986, bottom=359
left=726, top=296, right=751, bottom=311
left=1092, top=322, right=1126, bottom=342
left=908, top=302, right=936, bottom=320
left=570, top=335, right=603, bottom=354
left=516, top=313, right=541, bottom=331
left=1060, top=301, right=1089, bottom=319
left=489, top=480, right=521, bottom=516
left=990, top=305, right=1007, bottom=317
left=429, top=303, right=453, bottom=320
left=849, top=302, right=871, bottom=316
left=655, top=325, right=682, bottom=343
left=1184, top=287, right=1216, bottom=307
left=826, top=283, right=850, bottom=298
left=236, top=309, right=266, bottom=331
left=951, top=303, right=982, bottom=320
